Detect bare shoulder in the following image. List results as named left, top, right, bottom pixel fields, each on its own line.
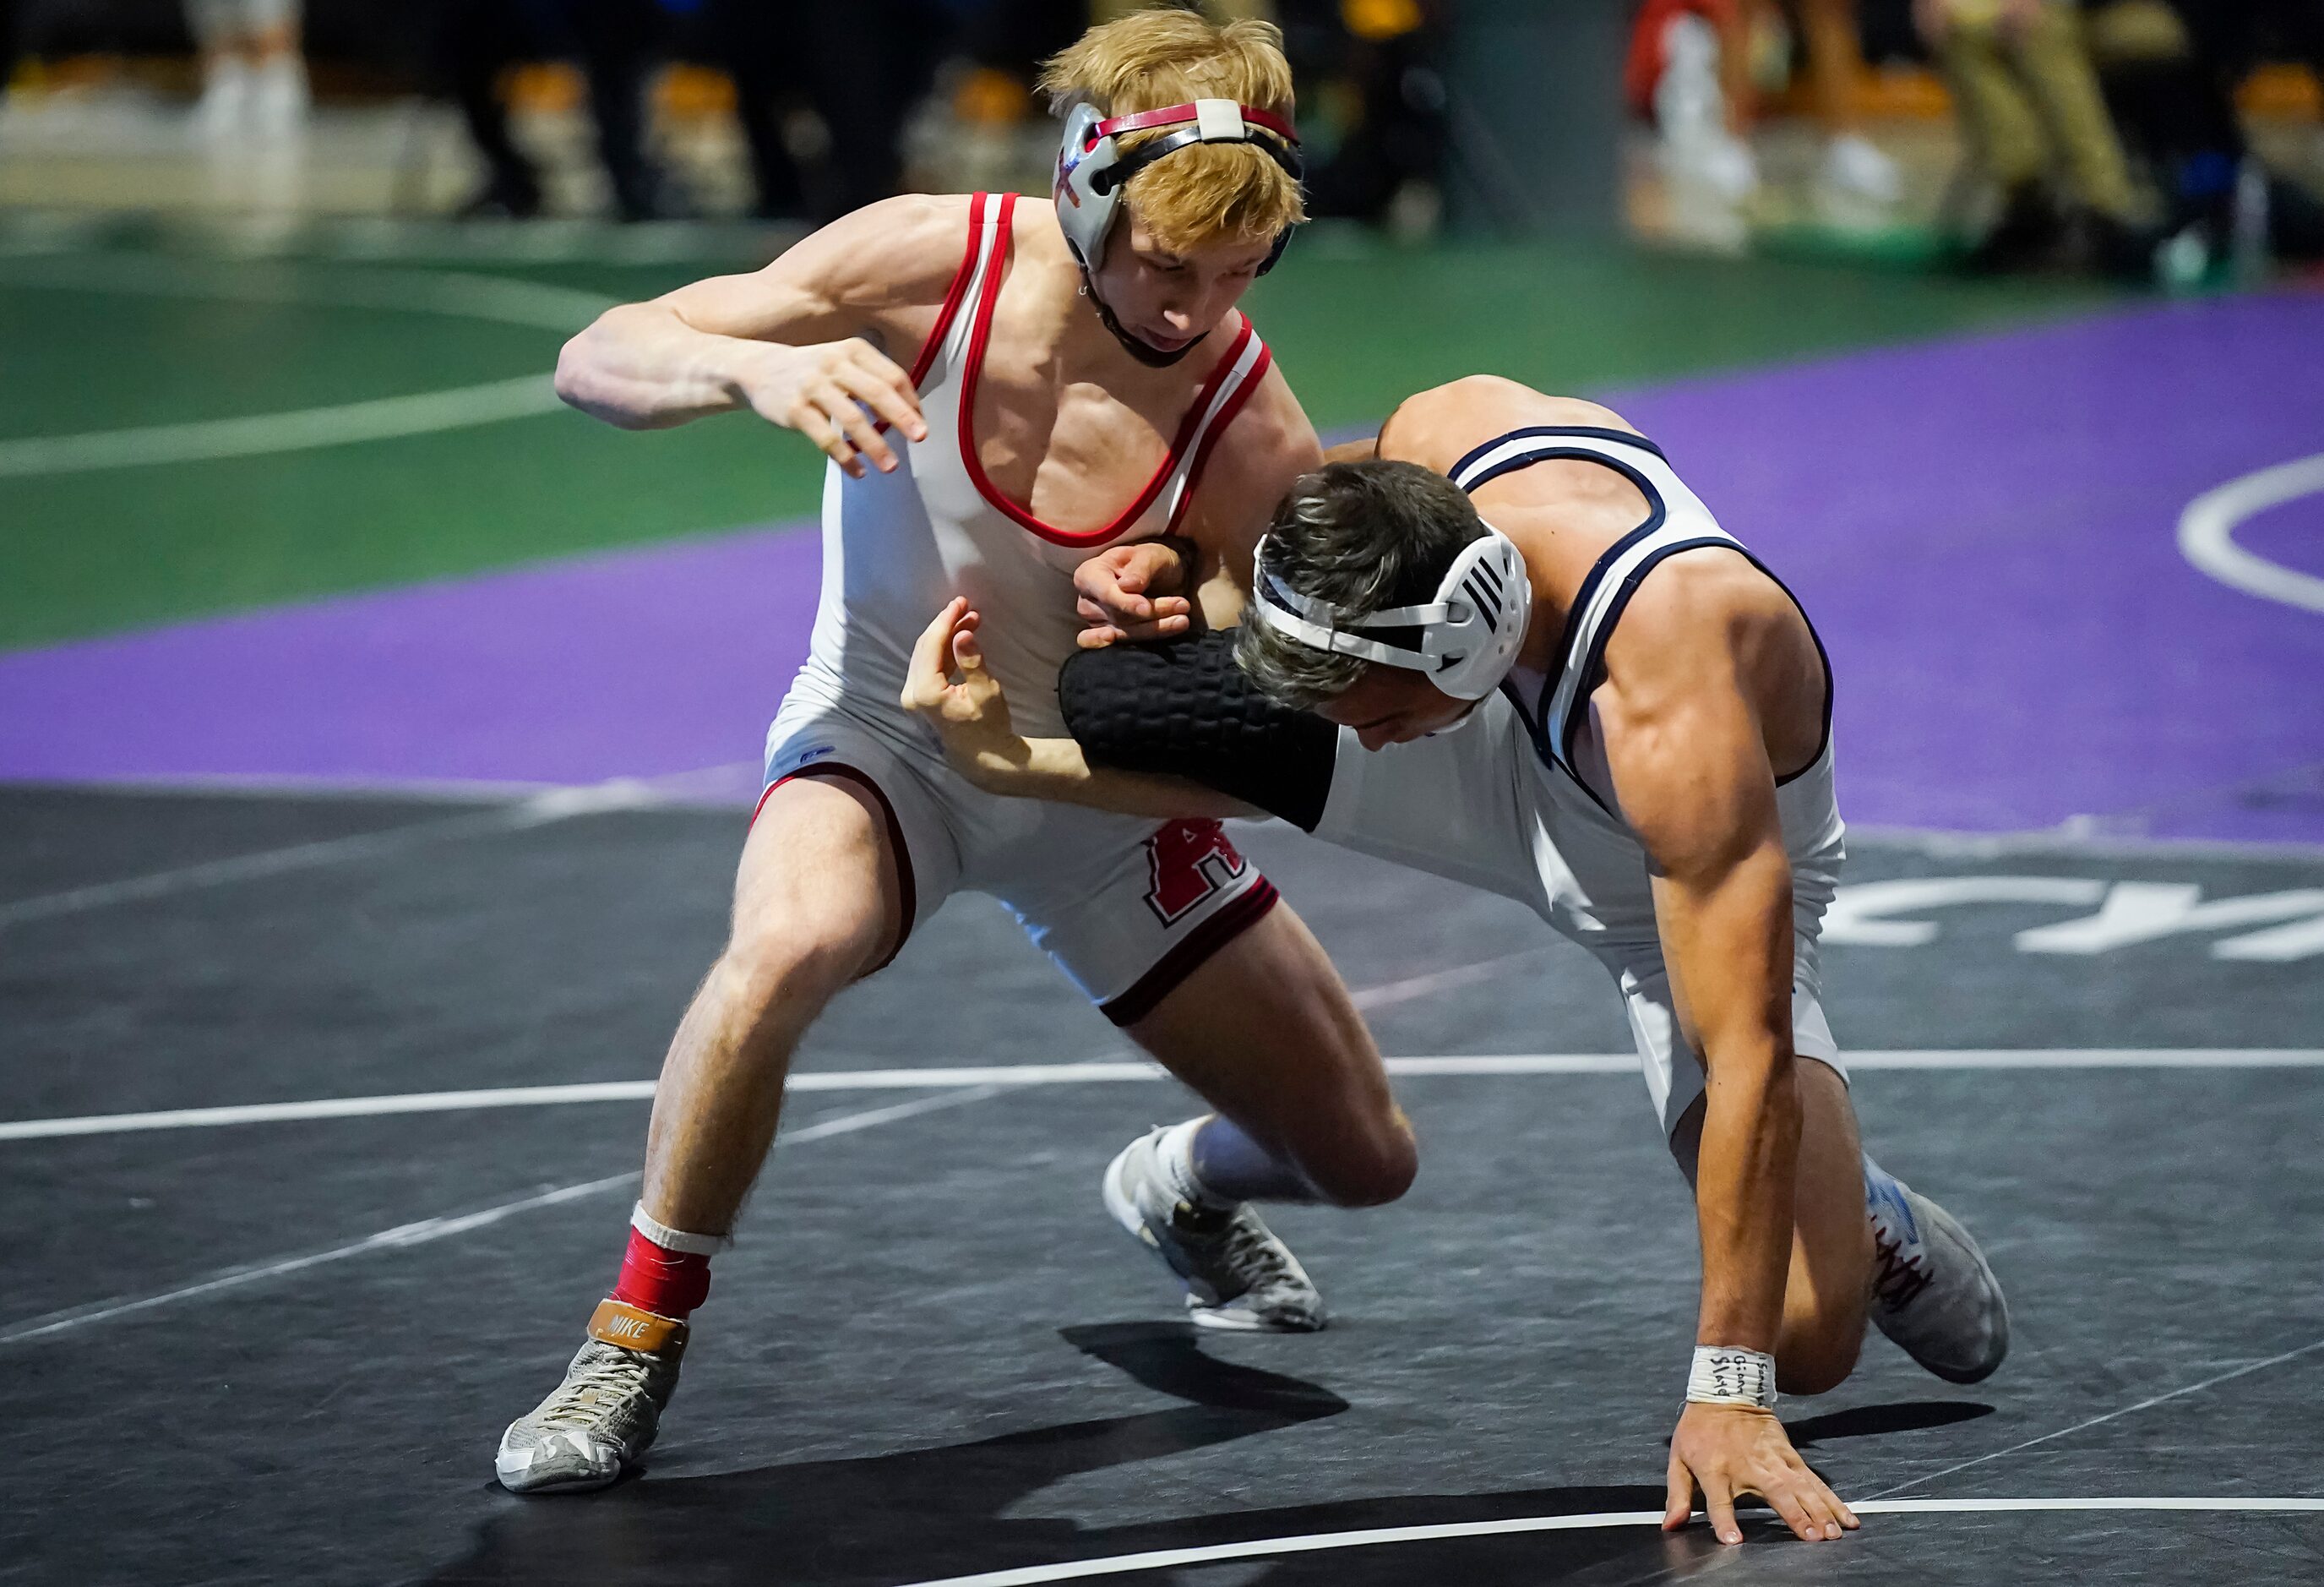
left=1380, top=376, right=1643, bottom=472
left=773, top=193, right=977, bottom=310
left=1180, top=355, right=1322, bottom=555
left=1603, top=549, right=1782, bottom=705
left=651, top=193, right=974, bottom=346
left=1226, top=356, right=1321, bottom=477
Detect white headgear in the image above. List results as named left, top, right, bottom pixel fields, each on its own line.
left=1252, top=526, right=1534, bottom=701
left=1053, top=98, right=1302, bottom=275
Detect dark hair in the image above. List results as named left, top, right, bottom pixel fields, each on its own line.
left=1235, top=460, right=1486, bottom=706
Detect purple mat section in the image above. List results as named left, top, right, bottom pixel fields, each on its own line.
left=1609, top=291, right=2324, bottom=846
left=3, top=292, right=2321, bottom=843
left=2239, top=496, right=2324, bottom=581
left=0, top=527, right=822, bottom=793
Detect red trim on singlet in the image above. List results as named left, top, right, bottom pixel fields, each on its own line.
left=904, top=193, right=989, bottom=390
left=1097, top=876, right=1280, bottom=1028
left=955, top=194, right=1266, bottom=549
left=1164, top=341, right=1271, bottom=535
left=754, top=766, right=917, bottom=975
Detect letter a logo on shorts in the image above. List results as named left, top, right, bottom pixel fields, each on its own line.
left=1142, top=819, right=1249, bottom=926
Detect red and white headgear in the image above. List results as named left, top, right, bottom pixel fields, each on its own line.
left=1053, top=97, right=1303, bottom=276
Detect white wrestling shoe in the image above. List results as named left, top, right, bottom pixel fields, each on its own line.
left=1819, top=133, right=1902, bottom=208
left=1103, top=1127, right=1326, bottom=1333
left=1864, top=1161, right=2010, bottom=1384
left=496, top=1301, right=688, bottom=1493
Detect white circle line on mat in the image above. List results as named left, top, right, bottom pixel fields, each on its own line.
left=3, top=1050, right=2320, bottom=1143
left=0, top=256, right=611, bottom=474
left=887, top=1497, right=2324, bottom=1587
left=2179, top=452, right=2324, bottom=614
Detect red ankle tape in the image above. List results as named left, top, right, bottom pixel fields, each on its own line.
left=612, top=1225, right=713, bottom=1318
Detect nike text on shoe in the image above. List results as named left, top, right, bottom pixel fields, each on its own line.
left=495, top=1300, right=688, bottom=1494
left=1102, top=1126, right=1325, bottom=1333
left=1864, top=1164, right=2010, bottom=1385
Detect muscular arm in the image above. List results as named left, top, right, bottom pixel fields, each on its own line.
left=1598, top=606, right=1799, bottom=1355
left=552, top=195, right=959, bottom=466
left=1178, top=363, right=1324, bottom=612
left=955, top=734, right=1261, bottom=821
left=1600, top=576, right=1862, bottom=1546
left=902, top=606, right=1325, bottom=826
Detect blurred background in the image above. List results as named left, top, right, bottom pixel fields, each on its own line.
left=1, top=0, right=2319, bottom=846
left=5, top=17, right=2323, bottom=1569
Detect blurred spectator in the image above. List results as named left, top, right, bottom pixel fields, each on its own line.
left=1915, top=0, right=2156, bottom=275
left=1627, top=0, right=1904, bottom=212
left=713, top=0, right=950, bottom=222
left=1629, top=0, right=1761, bottom=226
left=1281, top=0, right=1446, bottom=231
left=434, top=0, right=671, bottom=221
left=1794, top=0, right=1905, bottom=205
left=2086, top=0, right=2324, bottom=272
left=187, top=0, right=308, bottom=139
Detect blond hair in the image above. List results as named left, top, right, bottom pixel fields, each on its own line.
left=1037, top=9, right=1306, bottom=254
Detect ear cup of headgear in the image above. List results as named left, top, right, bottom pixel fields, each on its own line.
left=1428, top=530, right=1533, bottom=699
left=1053, top=101, right=1121, bottom=271
left=1252, top=525, right=1532, bottom=701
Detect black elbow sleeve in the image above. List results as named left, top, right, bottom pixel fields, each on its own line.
left=1057, top=632, right=1338, bottom=832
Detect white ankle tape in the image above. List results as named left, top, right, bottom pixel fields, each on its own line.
left=631, top=1202, right=732, bottom=1255
left=1688, top=1345, right=1777, bottom=1409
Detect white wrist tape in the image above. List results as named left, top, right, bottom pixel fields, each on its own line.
left=631, top=1202, right=732, bottom=1255
left=1688, top=1344, right=1778, bottom=1409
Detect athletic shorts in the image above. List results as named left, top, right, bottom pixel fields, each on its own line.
left=762, top=677, right=1278, bottom=1026
left=1313, top=690, right=1849, bottom=1139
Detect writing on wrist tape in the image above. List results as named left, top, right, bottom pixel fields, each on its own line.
left=1688, top=1344, right=1778, bottom=1409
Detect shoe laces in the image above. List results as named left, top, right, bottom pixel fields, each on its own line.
left=1870, top=1229, right=1934, bottom=1312
left=1175, top=1204, right=1295, bottom=1289
left=535, top=1343, right=654, bottom=1431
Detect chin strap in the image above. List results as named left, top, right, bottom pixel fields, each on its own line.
left=1079, top=267, right=1200, bottom=368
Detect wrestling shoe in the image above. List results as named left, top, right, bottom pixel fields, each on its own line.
left=1103, top=1127, right=1325, bottom=1333
left=495, top=1301, right=688, bottom=1494
left=1863, top=1162, right=2010, bottom=1385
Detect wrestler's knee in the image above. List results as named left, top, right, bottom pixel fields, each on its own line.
left=716, top=897, right=884, bottom=1015
left=1776, top=1312, right=1865, bottom=1398
left=1299, top=1109, right=1418, bottom=1208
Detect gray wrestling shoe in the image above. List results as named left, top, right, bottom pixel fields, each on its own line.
left=1864, top=1164, right=2010, bottom=1384
left=495, top=1301, right=688, bottom=1494
left=1102, top=1126, right=1326, bottom=1333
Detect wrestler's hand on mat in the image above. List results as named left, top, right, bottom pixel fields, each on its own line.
left=1662, top=1402, right=1858, bottom=1546
left=1073, top=541, right=1195, bottom=649
left=903, top=598, right=1027, bottom=783
left=741, top=337, right=927, bottom=479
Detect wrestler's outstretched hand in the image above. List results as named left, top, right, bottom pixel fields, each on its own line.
left=743, top=336, right=927, bottom=479
left=903, top=598, right=1027, bottom=779
left=1074, top=542, right=1195, bottom=649
left=1663, top=1402, right=1858, bottom=1546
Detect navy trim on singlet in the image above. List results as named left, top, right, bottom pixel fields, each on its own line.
left=1448, top=424, right=1667, bottom=487
left=1755, top=558, right=1837, bottom=785
left=1450, top=428, right=1834, bottom=809
left=1553, top=539, right=1837, bottom=804
left=1446, top=438, right=1669, bottom=777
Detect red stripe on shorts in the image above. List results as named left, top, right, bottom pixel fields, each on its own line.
left=755, top=766, right=918, bottom=974
left=1097, top=875, right=1281, bottom=1028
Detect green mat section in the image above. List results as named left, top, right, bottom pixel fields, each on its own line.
left=0, top=235, right=2106, bottom=652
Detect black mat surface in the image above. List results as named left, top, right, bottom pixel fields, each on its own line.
left=3, top=786, right=2321, bottom=1585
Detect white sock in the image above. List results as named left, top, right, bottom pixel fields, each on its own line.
left=1154, top=1118, right=1236, bottom=1211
